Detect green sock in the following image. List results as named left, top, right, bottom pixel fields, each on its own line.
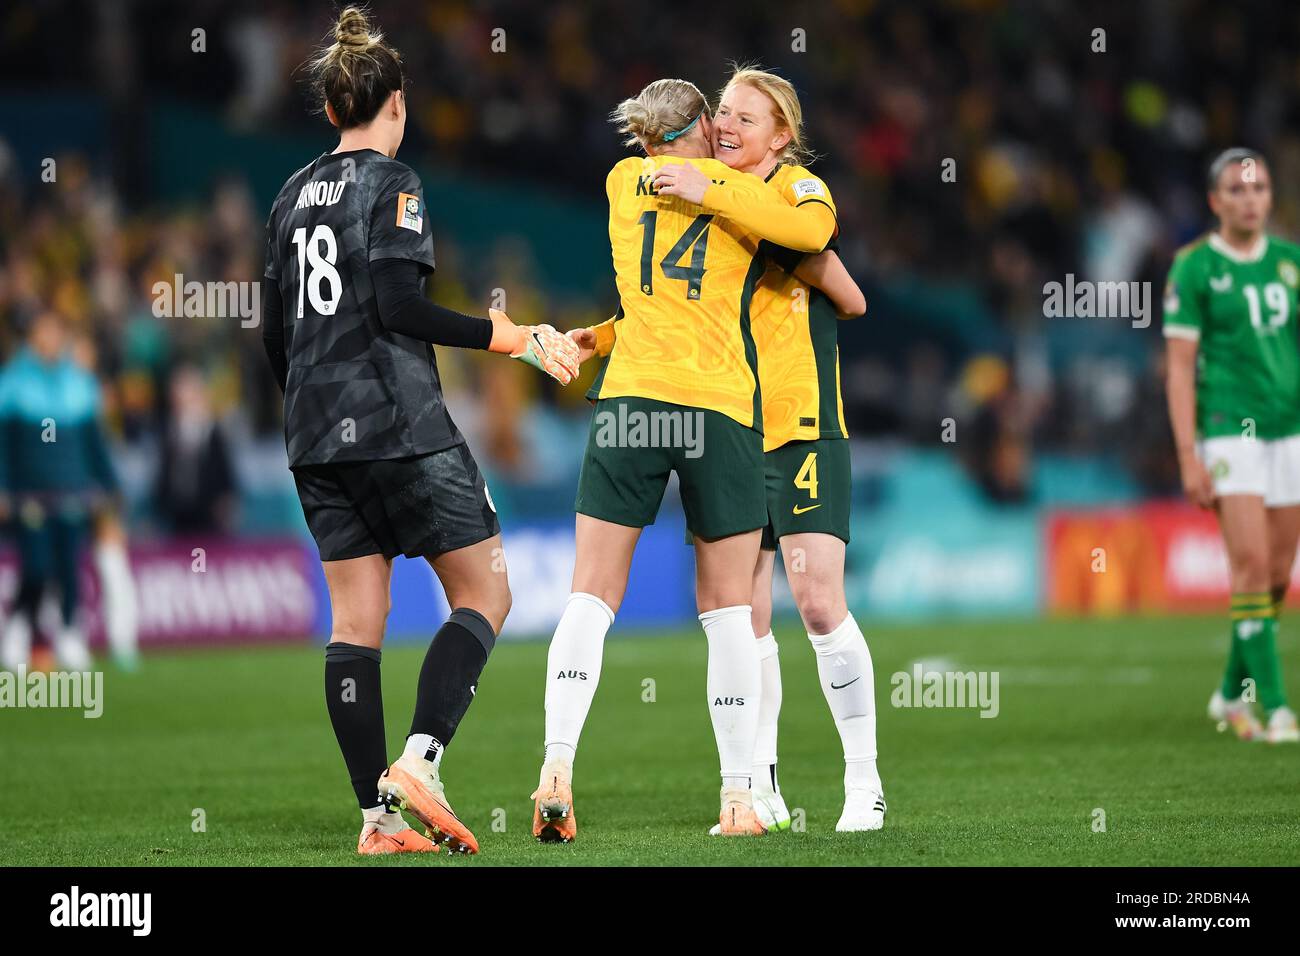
left=1231, top=593, right=1287, bottom=712
left=1223, top=594, right=1266, bottom=700
left=1220, top=629, right=1249, bottom=701
left=1272, top=583, right=1288, bottom=619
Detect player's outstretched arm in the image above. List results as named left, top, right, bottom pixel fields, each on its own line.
left=653, top=163, right=834, bottom=253
left=370, top=258, right=580, bottom=385
left=792, top=251, right=866, bottom=317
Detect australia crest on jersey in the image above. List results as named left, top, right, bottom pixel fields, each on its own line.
left=396, top=192, right=423, bottom=232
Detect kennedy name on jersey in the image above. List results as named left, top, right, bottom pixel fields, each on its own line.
left=635, top=173, right=727, bottom=196
left=294, top=179, right=348, bottom=210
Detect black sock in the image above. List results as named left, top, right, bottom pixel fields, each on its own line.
left=324, top=642, right=388, bottom=809
left=409, top=608, right=496, bottom=747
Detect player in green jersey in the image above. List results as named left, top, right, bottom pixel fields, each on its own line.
left=1163, top=147, right=1300, bottom=744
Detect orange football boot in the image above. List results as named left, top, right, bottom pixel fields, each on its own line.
left=531, top=761, right=577, bottom=843
left=357, top=823, right=440, bottom=855
left=717, top=787, right=768, bottom=836
left=378, top=756, right=479, bottom=854
left=1222, top=702, right=1263, bottom=741
left=29, top=646, right=56, bottom=673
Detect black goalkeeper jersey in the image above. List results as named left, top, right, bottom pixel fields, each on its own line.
left=264, top=148, right=463, bottom=466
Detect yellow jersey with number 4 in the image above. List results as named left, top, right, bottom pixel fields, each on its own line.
left=596, top=155, right=783, bottom=431
left=750, top=164, right=849, bottom=452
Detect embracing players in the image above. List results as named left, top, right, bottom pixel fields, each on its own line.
left=533, top=75, right=865, bottom=841
left=262, top=7, right=580, bottom=855
left=573, top=68, right=884, bottom=832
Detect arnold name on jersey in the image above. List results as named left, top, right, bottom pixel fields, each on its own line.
left=294, top=180, right=349, bottom=210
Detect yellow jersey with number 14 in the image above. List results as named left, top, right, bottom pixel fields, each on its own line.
left=596, top=154, right=784, bottom=431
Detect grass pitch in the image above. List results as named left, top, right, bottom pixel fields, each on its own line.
left=2, top=614, right=1298, bottom=866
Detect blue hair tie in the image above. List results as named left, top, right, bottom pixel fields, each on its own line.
left=662, top=112, right=702, bottom=143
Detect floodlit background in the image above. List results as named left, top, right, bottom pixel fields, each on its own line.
left=3, top=0, right=1300, bottom=644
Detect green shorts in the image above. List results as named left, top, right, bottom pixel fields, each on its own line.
left=576, top=396, right=766, bottom=540
left=759, top=438, right=851, bottom=550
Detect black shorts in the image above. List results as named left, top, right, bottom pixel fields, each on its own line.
left=292, top=444, right=500, bottom=562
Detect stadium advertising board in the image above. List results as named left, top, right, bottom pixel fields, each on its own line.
left=1045, top=502, right=1295, bottom=614
left=0, top=539, right=317, bottom=647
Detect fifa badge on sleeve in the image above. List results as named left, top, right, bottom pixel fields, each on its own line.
left=396, top=193, right=423, bottom=232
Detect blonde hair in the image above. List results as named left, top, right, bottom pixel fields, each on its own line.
left=720, top=65, right=813, bottom=166
left=610, top=78, right=710, bottom=150
left=306, top=6, right=405, bottom=129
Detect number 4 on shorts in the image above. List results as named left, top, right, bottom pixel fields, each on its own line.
left=795, top=451, right=818, bottom=499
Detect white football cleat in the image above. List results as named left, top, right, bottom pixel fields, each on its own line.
left=836, top=788, right=886, bottom=832
left=53, top=626, right=92, bottom=672
left=1207, top=689, right=1227, bottom=723
left=1264, top=707, right=1299, bottom=744
left=752, top=784, right=792, bottom=832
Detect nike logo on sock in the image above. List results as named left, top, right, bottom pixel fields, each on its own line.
left=830, top=677, right=861, bottom=690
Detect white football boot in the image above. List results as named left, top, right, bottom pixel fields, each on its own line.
left=53, top=625, right=92, bottom=672
left=1207, top=689, right=1227, bottom=723
left=836, top=788, right=887, bottom=832
left=751, top=779, right=792, bottom=831
left=1264, top=707, right=1300, bottom=744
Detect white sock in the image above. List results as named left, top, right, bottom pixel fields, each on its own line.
left=753, top=631, right=781, bottom=790
left=95, top=540, right=139, bottom=660
left=1, top=613, right=32, bottom=671
left=363, top=805, right=406, bottom=833
left=700, top=605, right=761, bottom=788
left=543, top=592, right=614, bottom=767
left=808, top=613, right=881, bottom=793
left=403, top=733, right=443, bottom=768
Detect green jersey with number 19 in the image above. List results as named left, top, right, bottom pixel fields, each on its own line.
left=1162, top=232, right=1300, bottom=440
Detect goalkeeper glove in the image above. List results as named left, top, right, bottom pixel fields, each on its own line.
left=488, top=309, right=581, bottom=385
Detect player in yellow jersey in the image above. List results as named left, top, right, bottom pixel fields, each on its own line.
left=713, top=69, right=885, bottom=833
left=532, top=77, right=863, bottom=843
left=570, top=68, right=886, bottom=834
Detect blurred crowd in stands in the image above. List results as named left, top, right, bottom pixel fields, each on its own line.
left=5, top=0, right=1300, bottom=511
